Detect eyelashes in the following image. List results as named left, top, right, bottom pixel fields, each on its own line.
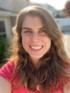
left=22, top=30, right=47, bottom=37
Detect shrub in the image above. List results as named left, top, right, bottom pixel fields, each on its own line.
left=0, top=36, right=9, bottom=65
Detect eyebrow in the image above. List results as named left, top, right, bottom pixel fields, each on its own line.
left=22, top=26, right=46, bottom=30
left=22, top=27, right=32, bottom=30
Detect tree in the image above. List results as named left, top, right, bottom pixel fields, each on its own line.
left=65, top=1, right=70, bottom=16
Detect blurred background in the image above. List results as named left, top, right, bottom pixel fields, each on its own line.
left=0, top=0, right=70, bottom=65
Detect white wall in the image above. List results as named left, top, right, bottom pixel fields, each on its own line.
left=0, top=0, right=29, bottom=11
left=0, top=0, right=13, bottom=11
left=12, top=0, right=30, bottom=12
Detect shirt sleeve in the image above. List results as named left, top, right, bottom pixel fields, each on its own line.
left=0, top=60, right=15, bottom=81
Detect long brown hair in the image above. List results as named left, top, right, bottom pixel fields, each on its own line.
left=11, top=5, right=70, bottom=92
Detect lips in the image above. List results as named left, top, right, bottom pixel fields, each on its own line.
left=30, top=45, right=43, bottom=50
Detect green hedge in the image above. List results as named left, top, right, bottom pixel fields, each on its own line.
left=0, top=36, right=9, bottom=65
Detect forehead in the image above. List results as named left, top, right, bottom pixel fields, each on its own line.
left=22, top=15, right=44, bottom=28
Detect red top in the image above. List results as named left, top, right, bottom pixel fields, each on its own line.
left=0, top=60, right=69, bottom=93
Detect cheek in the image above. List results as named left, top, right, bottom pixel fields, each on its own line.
left=44, top=38, right=51, bottom=48
left=22, top=37, right=30, bottom=46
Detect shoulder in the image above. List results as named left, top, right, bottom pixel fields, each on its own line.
left=61, top=75, right=70, bottom=93
left=0, top=76, right=11, bottom=93
left=63, top=79, right=70, bottom=93
left=52, top=76, right=70, bottom=93
left=0, top=59, right=15, bottom=80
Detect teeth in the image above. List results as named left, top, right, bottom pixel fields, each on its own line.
left=30, top=46, right=42, bottom=50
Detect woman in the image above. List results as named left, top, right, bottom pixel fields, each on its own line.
left=0, top=5, right=70, bottom=93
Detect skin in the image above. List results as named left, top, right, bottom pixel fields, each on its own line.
left=64, top=82, right=70, bottom=93
left=21, top=16, right=51, bottom=65
left=0, top=76, right=11, bottom=93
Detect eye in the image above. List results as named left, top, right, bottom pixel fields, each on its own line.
left=24, top=30, right=32, bottom=33
left=39, top=31, right=46, bottom=36
left=22, top=30, right=33, bottom=36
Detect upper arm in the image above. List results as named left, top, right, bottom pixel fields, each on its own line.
left=64, top=81, right=70, bottom=93
left=0, top=61, right=15, bottom=93
left=0, top=76, right=11, bottom=93
left=0, top=60, right=15, bottom=81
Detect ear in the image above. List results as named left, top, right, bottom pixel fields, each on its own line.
left=0, top=76, right=11, bottom=93
left=64, top=81, right=70, bottom=93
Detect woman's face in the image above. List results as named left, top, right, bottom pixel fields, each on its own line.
left=21, top=15, right=51, bottom=64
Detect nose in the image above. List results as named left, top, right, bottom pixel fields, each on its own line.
left=31, top=33, right=39, bottom=42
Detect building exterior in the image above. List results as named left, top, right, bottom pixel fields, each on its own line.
left=0, top=8, right=17, bottom=39
left=0, top=0, right=29, bottom=40
left=56, top=18, right=70, bottom=34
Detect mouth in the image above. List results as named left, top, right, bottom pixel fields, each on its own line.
left=30, top=45, right=43, bottom=51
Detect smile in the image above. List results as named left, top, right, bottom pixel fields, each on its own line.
left=30, top=45, right=43, bottom=50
